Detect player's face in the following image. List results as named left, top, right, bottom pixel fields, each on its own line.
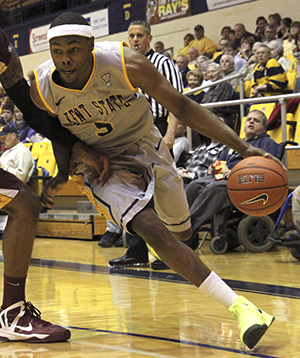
left=50, top=35, right=94, bottom=90
left=244, top=112, right=266, bottom=138
left=128, top=25, right=152, bottom=55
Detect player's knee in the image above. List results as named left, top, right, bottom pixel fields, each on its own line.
left=171, top=227, right=193, bottom=241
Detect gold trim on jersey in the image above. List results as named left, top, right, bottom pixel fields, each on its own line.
left=34, top=68, right=56, bottom=114
left=120, top=41, right=137, bottom=92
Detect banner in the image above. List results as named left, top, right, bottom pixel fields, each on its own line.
left=206, top=0, right=254, bottom=11
left=146, top=0, right=191, bottom=25
left=29, top=9, right=109, bottom=54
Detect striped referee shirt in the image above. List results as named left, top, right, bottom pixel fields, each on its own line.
left=143, top=49, right=183, bottom=119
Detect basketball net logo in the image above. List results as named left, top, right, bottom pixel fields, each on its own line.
left=241, top=194, right=269, bottom=206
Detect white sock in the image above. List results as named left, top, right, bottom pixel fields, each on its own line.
left=198, top=271, right=238, bottom=308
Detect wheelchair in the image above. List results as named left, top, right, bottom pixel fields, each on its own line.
left=201, top=205, right=279, bottom=254
left=267, top=191, right=300, bottom=261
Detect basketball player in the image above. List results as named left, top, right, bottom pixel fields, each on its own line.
left=0, top=13, right=278, bottom=348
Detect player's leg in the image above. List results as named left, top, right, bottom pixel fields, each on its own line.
left=0, top=170, right=70, bottom=342
left=130, top=207, right=274, bottom=349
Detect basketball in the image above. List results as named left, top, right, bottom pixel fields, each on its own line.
left=227, top=156, right=288, bottom=216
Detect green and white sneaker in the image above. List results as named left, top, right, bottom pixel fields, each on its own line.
left=228, top=296, right=275, bottom=349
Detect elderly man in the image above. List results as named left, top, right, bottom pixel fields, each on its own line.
left=220, top=54, right=239, bottom=91
left=176, top=54, right=189, bottom=87
left=187, top=46, right=199, bottom=69
left=185, top=109, right=283, bottom=235
left=252, top=44, right=287, bottom=97
left=0, top=124, right=34, bottom=183
left=233, top=23, right=256, bottom=48
left=189, top=25, right=217, bottom=58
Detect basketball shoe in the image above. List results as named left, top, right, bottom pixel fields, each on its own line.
left=228, top=296, right=275, bottom=349
left=0, top=301, right=71, bottom=342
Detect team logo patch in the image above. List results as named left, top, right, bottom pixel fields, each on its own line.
left=241, top=194, right=269, bottom=206
left=101, top=73, right=112, bottom=87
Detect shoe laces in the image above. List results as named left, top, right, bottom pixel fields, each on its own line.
left=21, top=302, right=51, bottom=327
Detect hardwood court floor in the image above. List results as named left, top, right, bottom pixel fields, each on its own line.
left=1, top=237, right=300, bottom=358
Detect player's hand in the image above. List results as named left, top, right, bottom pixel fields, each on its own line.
left=41, top=172, right=69, bottom=208
left=73, top=142, right=110, bottom=186
left=163, top=132, right=175, bottom=150
left=243, top=146, right=286, bottom=170
left=0, top=29, right=12, bottom=74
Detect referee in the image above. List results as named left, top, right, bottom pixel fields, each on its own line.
left=101, top=21, right=184, bottom=269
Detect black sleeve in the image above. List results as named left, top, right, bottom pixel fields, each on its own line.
left=5, top=78, right=79, bottom=151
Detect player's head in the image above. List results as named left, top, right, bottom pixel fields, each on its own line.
left=128, top=20, right=152, bottom=55
left=244, top=110, right=267, bottom=140
left=47, top=12, right=94, bottom=90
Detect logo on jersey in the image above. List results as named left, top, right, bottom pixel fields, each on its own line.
left=101, top=73, right=112, bottom=87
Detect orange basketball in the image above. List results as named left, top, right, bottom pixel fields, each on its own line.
left=227, top=156, right=288, bottom=216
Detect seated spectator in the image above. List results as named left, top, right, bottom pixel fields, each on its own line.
left=220, top=54, right=239, bottom=91
left=212, top=38, right=229, bottom=63
left=175, top=54, right=189, bottom=87
left=197, top=60, right=213, bottom=92
left=201, top=63, right=237, bottom=129
left=255, top=16, right=268, bottom=42
left=263, top=24, right=282, bottom=46
left=185, top=110, right=283, bottom=237
left=0, top=125, right=34, bottom=183
left=14, top=107, right=38, bottom=143
left=1, top=103, right=15, bottom=126
left=278, top=17, right=292, bottom=40
left=174, top=33, right=194, bottom=59
left=283, top=21, right=300, bottom=59
left=240, top=36, right=256, bottom=61
left=172, top=122, right=190, bottom=167
left=154, top=41, right=171, bottom=59
left=252, top=44, right=287, bottom=97
left=223, top=41, right=247, bottom=72
left=220, top=26, right=232, bottom=40
left=268, top=40, right=291, bottom=71
left=189, top=25, right=218, bottom=58
left=196, top=55, right=209, bottom=70
left=0, top=0, right=15, bottom=28
left=187, top=46, right=199, bottom=69
left=185, top=69, right=204, bottom=103
left=268, top=13, right=282, bottom=34
left=177, top=121, right=226, bottom=185
left=233, top=23, right=256, bottom=48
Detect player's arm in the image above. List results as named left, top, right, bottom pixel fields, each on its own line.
left=124, top=46, right=281, bottom=163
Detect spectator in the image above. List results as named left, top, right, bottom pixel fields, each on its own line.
left=185, top=110, right=283, bottom=236
left=278, top=17, right=292, bottom=40
left=268, top=40, right=291, bottom=71
left=174, top=33, right=194, bottom=59
left=252, top=44, right=287, bottom=97
left=283, top=21, right=300, bottom=58
left=154, top=41, right=171, bottom=59
left=0, top=0, right=15, bottom=28
left=185, top=69, right=204, bottom=103
left=1, top=102, right=15, bottom=126
left=176, top=54, right=189, bottom=87
left=0, top=125, right=34, bottom=183
left=212, top=38, right=229, bottom=63
left=220, top=26, right=232, bottom=40
left=14, top=107, right=38, bottom=143
left=223, top=41, right=247, bottom=72
left=196, top=55, right=209, bottom=70
left=177, top=122, right=226, bottom=185
left=255, top=16, right=268, bottom=42
left=188, top=46, right=199, bottom=69
left=172, top=122, right=190, bottom=167
left=240, top=36, right=255, bottom=61
left=263, top=25, right=281, bottom=46
left=189, top=25, right=218, bottom=58
left=198, top=60, right=213, bottom=91
left=268, top=13, right=282, bottom=33
left=243, top=41, right=263, bottom=97
left=220, top=54, right=239, bottom=91
left=233, top=23, right=256, bottom=48
left=201, top=63, right=237, bottom=130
